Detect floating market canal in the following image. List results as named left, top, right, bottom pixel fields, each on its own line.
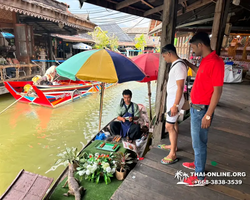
left=0, top=81, right=156, bottom=195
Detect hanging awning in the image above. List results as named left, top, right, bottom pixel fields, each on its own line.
left=73, top=43, right=92, bottom=50
left=51, top=34, right=94, bottom=43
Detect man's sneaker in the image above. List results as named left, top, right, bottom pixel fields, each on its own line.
left=182, top=162, right=195, bottom=170
left=183, top=175, right=207, bottom=187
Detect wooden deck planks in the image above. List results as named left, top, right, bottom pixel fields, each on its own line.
left=111, top=84, right=250, bottom=200
left=177, top=123, right=250, bottom=160
left=0, top=170, right=53, bottom=200
left=153, top=140, right=250, bottom=181
left=147, top=147, right=250, bottom=194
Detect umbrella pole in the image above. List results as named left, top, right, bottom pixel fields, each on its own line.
left=147, top=81, right=152, bottom=122
left=99, top=82, right=105, bottom=131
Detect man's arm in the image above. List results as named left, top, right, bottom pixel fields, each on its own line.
left=170, top=79, right=185, bottom=117
left=206, top=86, right=223, bottom=116
left=133, top=104, right=140, bottom=120
left=184, top=59, right=198, bottom=73
left=174, top=80, right=185, bottom=106
left=128, top=104, right=139, bottom=122
left=116, top=106, right=125, bottom=122
left=201, top=86, right=223, bottom=129
left=117, top=116, right=125, bottom=122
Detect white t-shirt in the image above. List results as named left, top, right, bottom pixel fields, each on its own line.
left=167, top=59, right=187, bottom=97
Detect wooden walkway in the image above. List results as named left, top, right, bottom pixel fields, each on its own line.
left=111, top=82, right=250, bottom=200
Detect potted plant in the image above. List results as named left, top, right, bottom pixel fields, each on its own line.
left=76, top=152, right=117, bottom=184
left=114, top=152, right=134, bottom=180
left=54, top=147, right=84, bottom=170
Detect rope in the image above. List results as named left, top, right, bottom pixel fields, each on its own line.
left=0, top=96, right=23, bottom=115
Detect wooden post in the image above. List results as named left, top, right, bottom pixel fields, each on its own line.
left=16, top=64, right=20, bottom=78
left=147, top=81, right=152, bottom=121
left=152, top=0, right=177, bottom=145
left=210, top=0, right=230, bottom=55
left=39, top=49, right=46, bottom=75
left=28, top=63, right=32, bottom=76
left=0, top=68, right=4, bottom=81
left=47, top=34, right=52, bottom=64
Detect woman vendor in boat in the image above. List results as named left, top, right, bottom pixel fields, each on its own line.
left=110, top=89, right=142, bottom=142
left=33, top=65, right=57, bottom=85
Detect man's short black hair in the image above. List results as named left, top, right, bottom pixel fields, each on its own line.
left=190, top=32, right=210, bottom=47
left=161, top=44, right=177, bottom=54
left=122, top=89, right=132, bottom=97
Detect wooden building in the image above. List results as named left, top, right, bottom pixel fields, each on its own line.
left=0, top=0, right=96, bottom=94
left=50, top=34, right=94, bottom=60
left=122, top=27, right=161, bottom=52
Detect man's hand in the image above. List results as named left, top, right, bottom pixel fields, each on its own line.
left=122, top=118, right=126, bottom=123
left=201, top=116, right=211, bottom=129
left=183, top=59, right=198, bottom=73
left=170, top=106, right=178, bottom=117
left=128, top=117, right=133, bottom=122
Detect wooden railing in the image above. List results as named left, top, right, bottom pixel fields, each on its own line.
left=0, top=64, right=42, bottom=84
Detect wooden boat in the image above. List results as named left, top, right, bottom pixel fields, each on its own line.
left=4, top=80, right=114, bottom=108
left=0, top=104, right=150, bottom=199
left=43, top=104, right=151, bottom=199
left=0, top=170, right=53, bottom=200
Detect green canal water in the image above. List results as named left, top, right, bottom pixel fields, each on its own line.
left=0, top=81, right=156, bottom=195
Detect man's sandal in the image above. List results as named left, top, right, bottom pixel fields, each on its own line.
left=161, top=157, right=179, bottom=165
left=157, top=144, right=170, bottom=150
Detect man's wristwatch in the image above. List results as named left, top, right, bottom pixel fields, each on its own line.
left=174, top=104, right=179, bottom=108
left=205, top=115, right=211, bottom=120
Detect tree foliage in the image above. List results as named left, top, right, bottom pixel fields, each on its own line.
left=109, top=33, right=119, bottom=51
left=89, top=27, right=119, bottom=51
left=89, top=27, right=109, bottom=49
left=135, top=34, right=147, bottom=54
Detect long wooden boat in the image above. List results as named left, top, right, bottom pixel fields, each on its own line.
left=43, top=104, right=151, bottom=199
left=0, top=104, right=151, bottom=199
left=4, top=80, right=114, bottom=108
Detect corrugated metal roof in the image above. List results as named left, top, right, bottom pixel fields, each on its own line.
left=51, top=34, right=94, bottom=43
left=99, top=23, right=133, bottom=42
left=79, top=33, right=93, bottom=40
left=122, top=27, right=149, bottom=34
left=75, top=14, right=90, bottom=21
left=118, top=41, right=135, bottom=46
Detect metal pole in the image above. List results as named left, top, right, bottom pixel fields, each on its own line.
left=98, top=82, right=105, bottom=131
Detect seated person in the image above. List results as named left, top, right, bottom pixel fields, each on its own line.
left=6, top=67, right=16, bottom=78
left=44, top=65, right=57, bottom=82
left=33, top=65, right=57, bottom=85
left=110, top=89, right=142, bottom=142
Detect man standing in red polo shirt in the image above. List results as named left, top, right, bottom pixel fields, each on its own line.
left=182, top=32, right=224, bottom=186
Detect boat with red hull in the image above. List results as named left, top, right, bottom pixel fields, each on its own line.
left=4, top=80, right=114, bottom=108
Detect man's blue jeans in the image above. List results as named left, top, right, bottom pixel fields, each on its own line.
left=190, top=107, right=212, bottom=180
